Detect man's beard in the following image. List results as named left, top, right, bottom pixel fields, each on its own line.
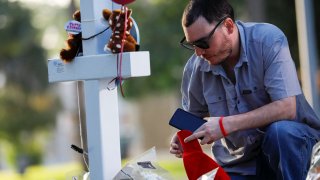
left=207, top=48, right=232, bottom=66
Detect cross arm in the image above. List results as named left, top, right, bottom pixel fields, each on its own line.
left=48, top=51, right=150, bottom=83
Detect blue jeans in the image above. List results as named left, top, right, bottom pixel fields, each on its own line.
left=229, top=120, right=319, bottom=180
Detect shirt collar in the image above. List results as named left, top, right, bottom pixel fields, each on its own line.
left=199, top=59, right=225, bottom=76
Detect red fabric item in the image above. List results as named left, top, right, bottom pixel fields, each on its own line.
left=177, top=130, right=230, bottom=180
left=112, top=0, right=135, bottom=5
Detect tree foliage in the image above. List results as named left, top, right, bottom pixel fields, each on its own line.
left=0, top=0, right=58, bottom=171
left=0, top=1, right=48, bottom=92
left=124, top=0, right=193, bottom=98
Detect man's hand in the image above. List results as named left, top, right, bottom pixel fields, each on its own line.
left=184, top=117, right=224, bottom=145
left=169, top=133, right=183, bottom=158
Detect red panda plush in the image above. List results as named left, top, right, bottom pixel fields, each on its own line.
left=59, top=10, right=83, bottom=62
left=102, top=7, right=139, bottom=53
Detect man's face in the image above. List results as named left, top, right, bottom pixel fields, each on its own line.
left=183, top=16, right=233, bottom=65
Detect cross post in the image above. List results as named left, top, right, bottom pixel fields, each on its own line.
left=47, top=0, right=150, bottom=179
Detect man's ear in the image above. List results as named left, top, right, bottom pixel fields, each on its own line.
left=224, top=18, right=234, bottom=34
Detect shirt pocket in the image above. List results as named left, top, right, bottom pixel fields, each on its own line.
left=205, top=95, right=229, bottom=116
left=240, top=85, right=270, bottom=109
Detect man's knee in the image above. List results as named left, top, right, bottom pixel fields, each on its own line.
left=259, top=120, right=319, bottom=179
left=261, top=120, right=318, bottom=159
left=263, top=120, right=298, bottom=144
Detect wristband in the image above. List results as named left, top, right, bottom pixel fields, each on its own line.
left=219, top=116, right=228, bottom=137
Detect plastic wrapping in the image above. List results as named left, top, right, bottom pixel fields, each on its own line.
left=113, top=147, right=173, bottom=180
left=197, top=168, right=218, bottom=180
left=66, top=171, right=89, bottom=180
left=307, top=142, right=320, bottom=180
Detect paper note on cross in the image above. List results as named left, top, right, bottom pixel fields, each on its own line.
left=47, top=1, right=150, bottom=179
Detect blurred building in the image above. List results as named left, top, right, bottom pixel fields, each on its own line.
left=41, top=81, right=180, bottom=165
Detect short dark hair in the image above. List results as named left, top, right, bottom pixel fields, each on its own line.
left=182, top=0, right=234, bottom=27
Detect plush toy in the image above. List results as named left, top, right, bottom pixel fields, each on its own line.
left=102, top=7, right=139, bottom=53
left=60, top=10, right=83, bottom=63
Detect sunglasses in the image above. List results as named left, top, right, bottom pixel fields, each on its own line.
left=180, top=16, right=229, bottom=50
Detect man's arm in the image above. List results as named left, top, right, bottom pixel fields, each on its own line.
left=184, top=96, right=296, bottom=144
left=225, top=95, right=296, bottom=133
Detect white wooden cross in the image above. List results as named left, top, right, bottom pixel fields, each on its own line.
left=47, top=0, right=150, bottom=179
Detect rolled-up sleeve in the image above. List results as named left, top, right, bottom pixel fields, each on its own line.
left=263, top=32, right=301, bottom=101
left=181, top=55, right=208, bottom=117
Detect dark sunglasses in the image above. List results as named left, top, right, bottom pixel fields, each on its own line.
left=180, top=16, right=229, bottom=50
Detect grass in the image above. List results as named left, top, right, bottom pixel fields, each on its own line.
left=158, top=159, right=187, bottom=179
left=0, top=162, right=83, bottom=180
left=0, top=159, right=187, bottom=180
